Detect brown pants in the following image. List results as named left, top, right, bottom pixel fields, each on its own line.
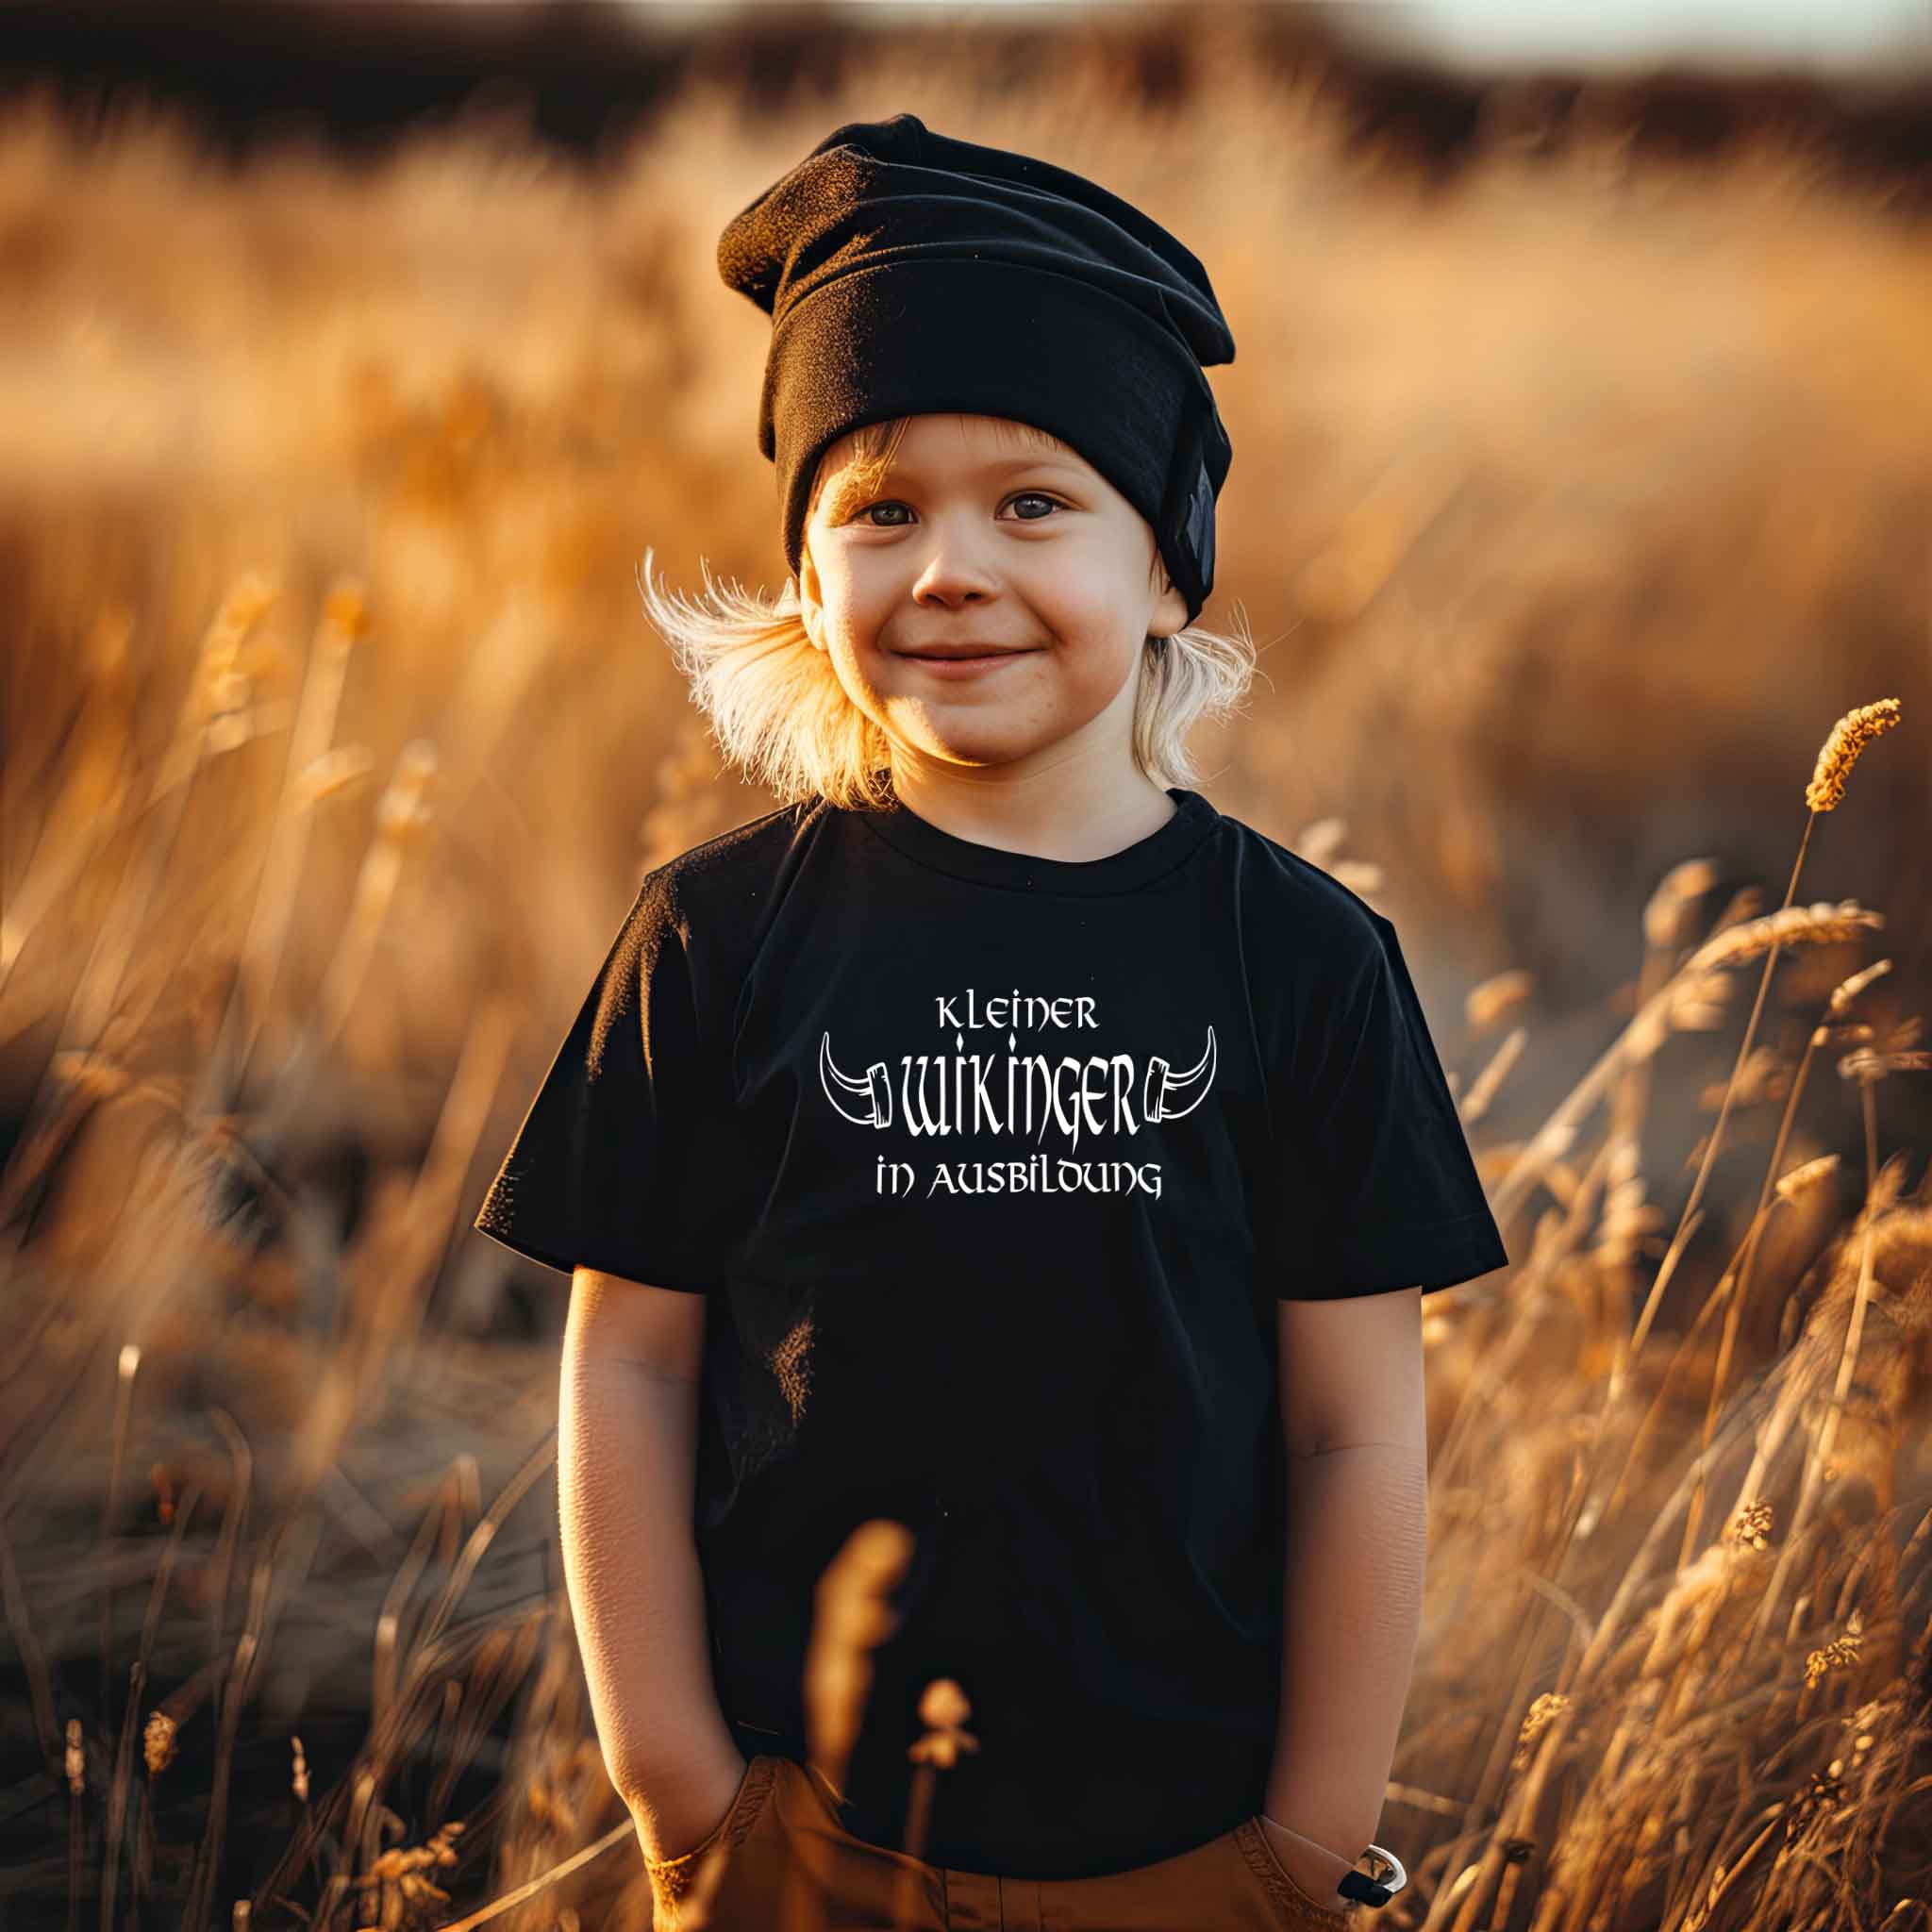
left=645, top=1754, right=1365, bottom=1932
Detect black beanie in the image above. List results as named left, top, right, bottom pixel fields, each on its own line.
left=716, top=111, right=1236, bottom=629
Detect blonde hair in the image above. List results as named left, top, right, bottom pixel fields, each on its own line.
left=637, top=414, right=1257, bottom=811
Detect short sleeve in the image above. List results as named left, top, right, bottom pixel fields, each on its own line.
left=472, top=872, right=718, bottom=1291
left=1263, top=914, right=1508, bottom=1299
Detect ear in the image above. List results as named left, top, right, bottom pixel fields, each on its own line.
left=1144, top=532, right=1191, bottom=640
left=1149, top=564, right=1189, bottom=642
left=795, top=553, right=826, bottom=650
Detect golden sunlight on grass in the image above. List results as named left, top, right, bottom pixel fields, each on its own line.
left=2, top=15, right=1929, bottom=1926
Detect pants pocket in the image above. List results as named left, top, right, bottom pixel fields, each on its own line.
left=774, top=1757, right=944, bottom=1928
left=1231, top=1818, right=1361, bottom=1930
left=643, top=1755, right=783, bottom=1931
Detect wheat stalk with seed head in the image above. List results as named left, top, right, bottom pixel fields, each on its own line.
left=1424, top=701, right=1907, bottom=1927
left=1542, top=706, right=1901, bottom=1487
left=1669, top=701, right=1901, bottom=1556
left=1803, top=699, right=1901, bottom=813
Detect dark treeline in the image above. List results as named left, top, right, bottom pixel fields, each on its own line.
left=0, top=0, right=1927, bottom=211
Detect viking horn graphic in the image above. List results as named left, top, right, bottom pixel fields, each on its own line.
left=819, top=1030, right=894, bottom=1130
left=1142, top=1025, right=1218, bottom=1124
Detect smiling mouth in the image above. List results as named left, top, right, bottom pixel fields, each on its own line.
left=894, top=648, right=1041, bottom=662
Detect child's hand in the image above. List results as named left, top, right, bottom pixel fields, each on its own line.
left=631, top=1747, right=753, bottom=1865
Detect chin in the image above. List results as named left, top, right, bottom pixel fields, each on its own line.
left=875, top=672, right=1095, bottom=757
left=891, top=718, right=1049, bottom=766
left=924, top=735, right=1041, bottom=766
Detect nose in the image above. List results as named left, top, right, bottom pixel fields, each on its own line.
left=910, top=519, right=999, bottom=608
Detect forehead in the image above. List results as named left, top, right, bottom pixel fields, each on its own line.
left=825, top=413, right=1092, bottom=480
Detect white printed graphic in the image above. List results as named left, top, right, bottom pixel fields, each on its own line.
left=1143, top=1031, right=1218, bottom=1124
left=820, top=1033, right=897, bottom=1128
left=814, top=990, right=1218, bottom=1201
left=817, top=1027, right=1218, bottom=1129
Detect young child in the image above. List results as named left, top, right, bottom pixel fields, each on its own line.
left=474, top=112, right=1507, bottom=1930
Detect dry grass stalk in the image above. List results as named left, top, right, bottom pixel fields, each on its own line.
left=1744, top=1106, right=1918, bottom=1656
left=1695, top=1043, right=1789, bottom=1111
left=1494, top=887, right=1887, bottom=1242
left=1291, top=816, right=1348, bottom=870
left=1460, top=1024, right=1525, bottom=1124
left=1688, top=899, right=1886, bottom=974
left=427, top=1819, right=634, bottom=1932
left=1622, top=882, right=1892, bottom=1499
left=1774, top=1153, right=1840, bottom=1205
left=102, top=1364, right=197, bottom=1932
left=1328, top=858, right=1384, bottom=899
left=30, top=575, right=275, bottom=1064
left=425, top=1615, right=543, bottom=1824
left=217, top=579, right=371, bottom=1084
left=1654, top=710, right=1904, bottom=1536
left=65, top=1716, right=86, bottom=1924
left=100, top=1342, right=142, bottom=1726
left=244, top=1441, right=558, bottom=1921
left=1837, top=1043, right=1932, bottom=1083
left=201, top=1407, right=252, bottom=1660
left=1593, top=1133, right=1663, bottom=1274
left=802, top=1520, right=915, bottom=1802
left=899, top=1677, right=977, bottom=1896
left=1465, top=968, right=1533, bottom=1036
left=1664, top=732, right=1901, bottom=1557
left=1641, top=858, right=1722, bottom=953
left=307, top=739, right=439, bottom=1058
left=1803, top=699, right=1902, bottom=814
left=1489, top=930, right=1780, bottom=1229
left=1825, top=958, right=1893, bottom=1019
left=294, top=743, right=377, bottom=808
left=1416, top=699, right=1915, bottom=1929
left=0, top=604, right=139, bottom=984
left=347, top=1818, right=463, bottom=1929
left=412, top=1436, right=555, bottom=1660
left=0, top=1514, right=58, bottom=1769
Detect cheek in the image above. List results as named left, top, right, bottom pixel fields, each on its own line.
left=821, top=558, right=887, bottom=633
left=1038, top=557, right=1142, bottom=636
left=1052, top=586, right=1148, bottom=669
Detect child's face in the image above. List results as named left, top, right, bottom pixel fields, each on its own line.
left=796, top=413, right=1189, bottom=776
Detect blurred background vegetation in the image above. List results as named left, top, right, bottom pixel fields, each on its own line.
left=1, top=3, right=1929, bottom=1924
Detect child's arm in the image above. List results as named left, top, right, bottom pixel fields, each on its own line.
left=559, top=1268, right=744, bottom=1861
left=1262, top=1287, right=1429, bottom=1907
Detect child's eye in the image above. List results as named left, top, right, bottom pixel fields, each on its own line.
left=853, top=492, right=1065, bottom=528
left=1008, top=491, right=1063, bottom=521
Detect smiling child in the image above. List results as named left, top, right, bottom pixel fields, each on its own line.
left=474, top=111, right=1507, bottom=1931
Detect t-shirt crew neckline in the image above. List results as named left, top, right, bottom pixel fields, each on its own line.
left=854, top=785, right=1220, bottom=893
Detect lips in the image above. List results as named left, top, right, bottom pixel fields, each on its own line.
left=895, top=644, right=1037, bottom=660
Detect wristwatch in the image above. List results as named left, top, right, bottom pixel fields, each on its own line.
left=1338, top=1843, right=1407, bottom=1907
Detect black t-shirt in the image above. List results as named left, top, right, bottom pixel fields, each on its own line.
left=473, top=785, right=1508, bottom=1880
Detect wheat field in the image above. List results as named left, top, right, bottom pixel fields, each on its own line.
left=2, top=8, right=1930, bottom=1926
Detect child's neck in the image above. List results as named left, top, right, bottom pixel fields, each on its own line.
left=886, top=766, right=1176, bottom=865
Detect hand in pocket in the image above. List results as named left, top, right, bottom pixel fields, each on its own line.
left=636, top=1752, right=753, bottom=1865
left=639, top=1752, right=769, bottom=1932
left=1249, top=1815, right=1359, bottom=1928
left=641, top=1755, right=794, bottom=1932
